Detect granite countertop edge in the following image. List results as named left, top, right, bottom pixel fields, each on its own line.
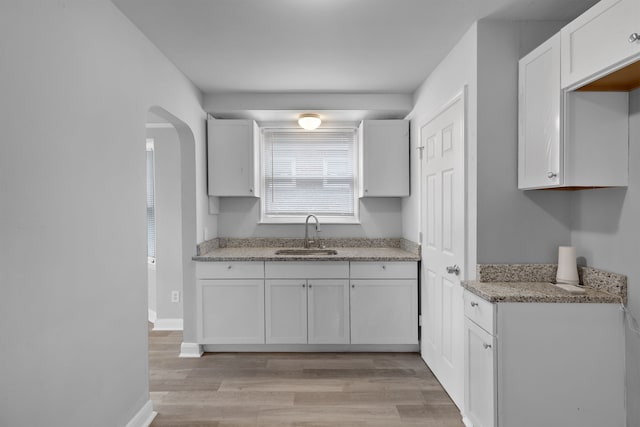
left=192, top=247, right=420, bottom=262
left=462, top=280, right=622, bottom=304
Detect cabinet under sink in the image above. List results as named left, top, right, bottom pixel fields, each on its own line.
left=195, top=260, right=418, bottom=351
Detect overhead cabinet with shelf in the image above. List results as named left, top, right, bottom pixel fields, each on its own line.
left=207, top=119, right=260, bottom=197
left=358, top=120, right=410, bottom=197
left=561, top=0, right=640, bottom=90
left=518, top=33, right=629, bottom=190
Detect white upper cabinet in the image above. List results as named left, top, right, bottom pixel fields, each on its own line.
left=207, top=119, right=260, bottom=197
left=518, top=33, right=629, bottom=190
left=518, top=34, right=562, bottom=189
left=561, top=0, right=640, bottom=89
left=358, top=120, right=409, bottom=197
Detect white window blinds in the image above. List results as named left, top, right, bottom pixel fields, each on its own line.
left=262, top=129, right=357, bottom=219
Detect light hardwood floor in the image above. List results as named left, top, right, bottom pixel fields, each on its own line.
left=148, top=326, right=464, bottom=427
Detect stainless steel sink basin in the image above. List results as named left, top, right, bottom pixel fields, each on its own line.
left=275, top=248, right=338, bottom=256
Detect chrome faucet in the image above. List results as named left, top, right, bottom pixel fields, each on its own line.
left=304, top=214, right=321, bottom=248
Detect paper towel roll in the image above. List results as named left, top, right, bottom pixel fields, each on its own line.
left=556, top=246, right=579, bottom=285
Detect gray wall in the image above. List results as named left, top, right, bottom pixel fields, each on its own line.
left=404, top=20, right=571, bottom=277
left=0, top=1, right=209, bottom=425
left=404, top=22, right=478, bottom=277
left=476, top=20, right=572, bottom=264
left=218, top=197, right=402, bottom=238
left=148, top=127, right=184, bottom=321
left=570, top=88, right=640, bottom=427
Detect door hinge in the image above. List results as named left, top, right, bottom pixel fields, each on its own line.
left=416, top=145, right=425, bottom=160
left=418, top=232, right=423, bottom=243
left=418, top=315, right=423, bottom=327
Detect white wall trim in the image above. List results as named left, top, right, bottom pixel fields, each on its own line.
left=179, top=342, right=204, bottom=358
left=125, top=400, right=156, bottom=427
left=152, top=318, right=183, bottom=331
left=147, top=309, right=157, bottom=324
left=461, top=416, right=473, bottom=427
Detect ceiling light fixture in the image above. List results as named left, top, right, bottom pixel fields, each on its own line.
left=298, top=113, right=322, bottom=130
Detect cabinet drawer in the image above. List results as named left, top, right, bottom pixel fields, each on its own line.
left=350, top=261, right=417, bottom=279
left=265, top=261, right=349, bottom=279
left=464, top=291, right=495, bottom=335
left=196, top=261, right=264, bottom=279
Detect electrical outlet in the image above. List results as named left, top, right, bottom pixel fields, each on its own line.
left=171, top=291, right=180, bottom=303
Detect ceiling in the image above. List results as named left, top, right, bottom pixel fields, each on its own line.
left=113, top=0, right=598, bottom=122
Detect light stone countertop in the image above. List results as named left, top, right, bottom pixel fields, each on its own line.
left=192, top=246, right=420, bottom=262
left=462, top=280, right=622, bottom=304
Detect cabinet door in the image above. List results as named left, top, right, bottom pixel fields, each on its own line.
left=350, top=279, right=417, bottom=344
left=359, top=120, right=409, bottom=197
left=561, top=0, right=640, bottom=88
left=308, top=280, right=350, bottom=344
left=265, top=280, right=307, bottom=344
left=464, top=319, right=496, bottom=427
left=208, top=119, right=259, bottom=197
left=518, top=33, right=562, bottom=189
left=198, top=279, right=264, bottom=344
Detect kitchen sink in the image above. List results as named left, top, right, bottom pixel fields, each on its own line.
left=275, top=248, right=338, bottom=256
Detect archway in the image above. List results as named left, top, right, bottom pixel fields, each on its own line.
left=145, top=107, right=197, bottom=332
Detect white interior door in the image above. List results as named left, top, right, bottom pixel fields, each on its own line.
left=420, top=94, right=466, bottom=409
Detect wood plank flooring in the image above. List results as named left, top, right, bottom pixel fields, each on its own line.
left=149, top=326, right=464, bottom=427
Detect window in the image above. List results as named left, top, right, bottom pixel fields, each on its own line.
left=261, top=129, right=358, bottom=223
left=146, top=139, right=156, bottom=261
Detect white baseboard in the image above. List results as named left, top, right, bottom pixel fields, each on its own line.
left=125, top=400, right=156, bottom=427
left=152, top=318, right=183, bottom=331
left=179, top=342, right=204, bottom=358
left=461, top=416, right=473, bottom=427
left=202, top=343, right=419, bottom=352
left=147, top=309, right=157, bottom=324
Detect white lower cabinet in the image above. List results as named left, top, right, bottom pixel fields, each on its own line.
left=350, top=280, right=418, bottom=344
left=463, top=291, right=625, bottom=427
left=195, top=260, right=419, bottom=349
left=265, top=279, right=350, bottom=344
left=196, top=261, right=265, bottom=344
left=265, top=280, right=307, bottom=344
left=464, top=318, right=495, bottom=427
left=308, top=280, right=350, bottom=344
left=350, top=262, right=418, bottom=344
left=198, top=279, right=265, bottom=344
left=265, top=262, right=350, bottom=345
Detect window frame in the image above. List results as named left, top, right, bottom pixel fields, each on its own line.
left=146, top=138, right=157, bottom=262
left=259, top=127, right=360, bottom=225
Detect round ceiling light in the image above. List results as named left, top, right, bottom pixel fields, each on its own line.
left=298, top=113, right=322, bottom=130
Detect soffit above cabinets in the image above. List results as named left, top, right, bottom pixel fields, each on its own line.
left=203, top=92, right=413, bottom=125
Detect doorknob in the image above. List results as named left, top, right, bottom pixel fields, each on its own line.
left=446, top=265, right=460, bottom=275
